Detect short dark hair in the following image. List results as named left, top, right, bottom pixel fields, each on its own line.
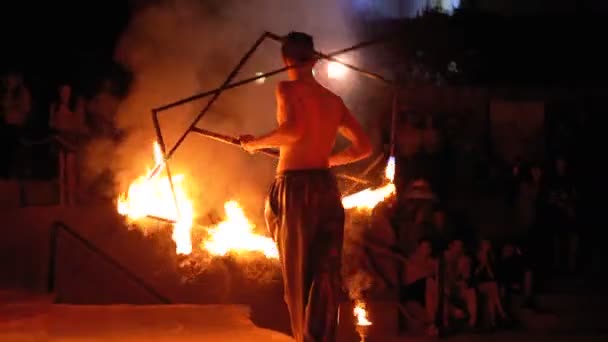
left=281, top=31, right=316, bottom=63
left=418, top=237, right=433, bottom=246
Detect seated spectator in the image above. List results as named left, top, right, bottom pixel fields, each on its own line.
left=442, top=238, right=477, bottom=330
left=429, top=207, right=453, bottom=253
left=474, top=239, right=508, bottom=328
left=499, top=242, right=536, bottom=310
left=365, top=195, right=400, bottom=291
left=49, top=84, right=88, bottom=205
left=397, top=179, right=437, bottom=254
left=400, top=238, right=439, bottom=336
left=518, top=165, right=539, bottom=228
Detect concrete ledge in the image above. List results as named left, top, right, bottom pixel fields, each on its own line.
left=21, top=181, right=58, bottom=206
left=0, top=180, right=21, bottom=208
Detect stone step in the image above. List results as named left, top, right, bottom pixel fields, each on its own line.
left=21, top=180, right=58, bottom=206
left=534, top=293, right=608, bottom=312
left=0, top=290, right=54, bottom=328
left=519, top=308, right=608, bottom=333
left=543, top=276, right=608, bottom=295
left=0, top=180, right=21, bottom=208
left=0, top=180, right=59, bottom=209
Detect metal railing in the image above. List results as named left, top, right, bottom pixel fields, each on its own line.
left=47, top=221, right=171, bottom=304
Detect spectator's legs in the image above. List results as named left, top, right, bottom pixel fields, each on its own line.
left=2, top=125, right=21, bottom=178
left=479, top=283, right=496, bottom=325
left=0, top=125, right=8, bottom=178
left=480, top=282, right=507, bottom=325
left=553, top=234, right=561, bottom=271
left=425, top=277, right=438, bottom=324
left=464, top=288, right=477, bottom=327
left=523, top=271, right=533, bottom=299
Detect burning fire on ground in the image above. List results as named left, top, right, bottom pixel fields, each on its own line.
left=117, top=142, right=278, bottom=259
left=118, top=141, right=395, bottom=261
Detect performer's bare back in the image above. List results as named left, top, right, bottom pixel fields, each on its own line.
left=275, top=79, right=366, bottom=172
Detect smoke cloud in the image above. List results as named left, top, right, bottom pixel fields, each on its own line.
left=103, top=0, right=367, bottom=227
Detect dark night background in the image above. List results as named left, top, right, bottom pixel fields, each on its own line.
left=0, top=1, right=131, bottom=99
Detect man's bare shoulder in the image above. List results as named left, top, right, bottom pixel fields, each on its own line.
left=277, top=80, right=339, bottom=97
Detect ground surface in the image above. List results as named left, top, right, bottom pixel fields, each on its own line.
left=2, top=291, right=607, bottom=342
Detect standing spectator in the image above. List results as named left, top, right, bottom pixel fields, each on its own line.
left=517, top=164, right=543, bottom=236
left=49, top=84, right=87, bottom=205
left=506, top=156, right=523, bottom=207
left=1, top=72, right=32, bottom=178
left=545, top=157, right=578, bottom=273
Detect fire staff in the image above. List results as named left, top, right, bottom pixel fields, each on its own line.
left=240, top=32, right=372, bottom=342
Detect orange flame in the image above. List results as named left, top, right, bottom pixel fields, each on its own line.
left=203, top=201, right=278, bottom=259
left=117, top=142, right=278, bottom=259
left=117, top=142, right=193, bottom=255
left=342, top=156, right=396, bottom=210
left=353, top=301, right=372, bottom=326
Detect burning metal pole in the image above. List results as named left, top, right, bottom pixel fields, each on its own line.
left=190, top=127, right=370, bottom=184
left=192, top=127, right=278, bottom=158
left=389, top=84, right=399, bottom=158
left=143, top=31, right=397, bottom=226
left=151, top=33, right=396, bottom=171
left=151, top=109, right=181, bottom=220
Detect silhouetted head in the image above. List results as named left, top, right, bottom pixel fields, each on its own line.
left=556, top=157, right=567, bottom=176
left=448, top=239, right=464, bottom=256
left=416, top=238, right=433, bottom=258
left=281, top=32, right=317, bottom=77
left=59, top=84, right=71, bottom=104
left=531, top=164, right=542, bottom=183
left=479, top=239, right=492, bottom=253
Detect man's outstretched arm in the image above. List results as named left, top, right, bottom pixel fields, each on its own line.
left=328, top=103, right=372, bottom=167
left=240, top=82, right=303, bottom=151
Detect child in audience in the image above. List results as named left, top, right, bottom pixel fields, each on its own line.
left=475, top=239, right=508, bottom=328
left=400, top=238, right=439, bottom=336
left=499, top=242, right=536, bottom=310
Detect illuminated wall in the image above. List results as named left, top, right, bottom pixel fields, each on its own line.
left=351, top=0, right=601, bottom=18
left=351, top=0, right=460, bottom=18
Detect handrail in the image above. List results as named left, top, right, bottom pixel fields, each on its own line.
left=19, top=133, right=77, bottom=152
left=47, top=221, right=171, bottom=304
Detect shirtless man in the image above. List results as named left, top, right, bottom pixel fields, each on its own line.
left=240, top=32, right=372, bottom=342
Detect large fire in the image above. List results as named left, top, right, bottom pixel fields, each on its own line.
left=117, top=142, right=277, bottom=259
left=117, top=142, right=194, bottom=254
left=342, top=156, right=395, bottom=210
left=118, top=142, right=395, bottom=258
